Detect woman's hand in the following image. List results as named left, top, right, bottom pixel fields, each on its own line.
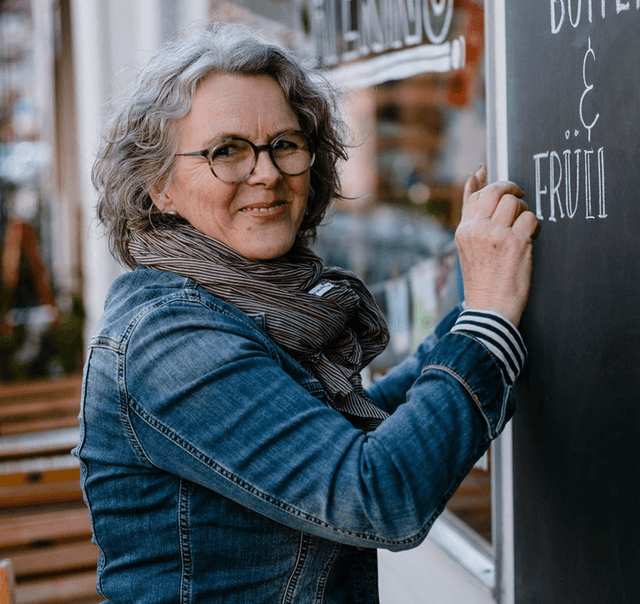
left=455, top=165, right=540, bottom=327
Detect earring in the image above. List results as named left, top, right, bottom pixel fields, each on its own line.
left=167, top=209, right=177, bottom=216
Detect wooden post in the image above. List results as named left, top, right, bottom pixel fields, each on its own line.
left=0, top=559, right=16, bottom=604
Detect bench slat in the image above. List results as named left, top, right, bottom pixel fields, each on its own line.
left=10, top=542, right=98, bottom=580
left=0, top=504, right=91, bottom=549
left=0, top=429, right=79, bottom=462
left=15, top=569, right=100, bottom=604
left=0, top=456, right=81, bottom=508
left=0, top=417, right=79, bottom=438
left=0, top=376, right=82, bottom=401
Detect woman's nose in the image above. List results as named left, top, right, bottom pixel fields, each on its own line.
left=245, top=149, right=282, bottom=187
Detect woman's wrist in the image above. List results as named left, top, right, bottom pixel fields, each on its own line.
left=450, top=308, right=527, bottom=385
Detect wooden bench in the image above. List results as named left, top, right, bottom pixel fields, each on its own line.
left=0, top=376, right=83, bottom=437
left=0, top=502, right=99, bottom=604
left=0, top=376, right=101, bottom=604
left=1, top=447, right=82, bottom=509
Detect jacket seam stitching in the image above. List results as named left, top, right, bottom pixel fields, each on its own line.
left=421, top=364, right=494, bottom=436
left=316, top=543, right=341, bottom=603
left=75, top=350, right=108, bottom=596
left=98, top=290, right=282, bottom=360
left=119, top=348, right=156, bottom=467
left=178, top=478, right=192, bottom=604
left=282, top=532, right=310, bottom=604
left=127, top=398, right=427, bottom=547
left=439, top=331, right=508, bottom=385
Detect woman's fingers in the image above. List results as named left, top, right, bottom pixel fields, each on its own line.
left=462, top=180, right=525, bottom=221
left=455, top=176, right=540, bottom=326
left=463, top=164, right=487, bottom=205
left=491, top=195, right=530, bottom=229
left=473, top=181, right=540, bottom=239
left=513, top=208, right=541, bottom=239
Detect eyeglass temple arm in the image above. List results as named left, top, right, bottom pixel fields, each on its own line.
left=175, top=150, right=209, bottom=158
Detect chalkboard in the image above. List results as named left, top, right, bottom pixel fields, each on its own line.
left=505, top=3, right=640, bottom=603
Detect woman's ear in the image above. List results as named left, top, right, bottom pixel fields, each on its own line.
left=148, top=183, right=176, bottom=215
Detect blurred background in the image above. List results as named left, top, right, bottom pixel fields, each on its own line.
left=0, top=1, right=487, bottom=602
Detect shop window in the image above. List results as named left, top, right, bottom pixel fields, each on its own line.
left=313, top=1, right=492, bottom=546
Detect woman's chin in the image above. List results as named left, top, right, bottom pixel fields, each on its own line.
left=230, top=231, right=298, bottom=261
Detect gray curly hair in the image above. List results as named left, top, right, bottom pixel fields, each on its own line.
left=93, top=22, right=349, bottom=269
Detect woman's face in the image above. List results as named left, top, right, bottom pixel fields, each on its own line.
left=156, top=73, right=310, bottom=260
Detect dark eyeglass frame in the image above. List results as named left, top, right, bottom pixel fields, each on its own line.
left=175, top=130, right=315, bottom=183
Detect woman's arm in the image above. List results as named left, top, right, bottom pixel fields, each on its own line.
left=122, top=295, right=512, bottom=552
left=366, top=304, right=462, bottom=414
left=369, top=167, right=538, bottom=413
left=117, top=172, right=538, bottom=552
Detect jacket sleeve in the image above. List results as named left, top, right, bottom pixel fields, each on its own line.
left=369, top=304, right=527, bottom=414
left=123, top=294, right=515, bottom=551
left=366, top=304, right=463, bottom=414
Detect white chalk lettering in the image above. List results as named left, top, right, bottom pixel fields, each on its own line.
left=540, top=21, right=609, bottom=224
left=550, top=0, right=638, bottom=33
left=584, top=149, right=595, bottom=218
left=569, top=0, right=583, bottom=26
left=532, top=147, right=606, bottom=221
left=563, top=149, right=580, bottom=218
left=597, top=147, right=607, bottom=217
left=549, top=151, right=566, bottom=221
left=551, top=0, right=566, bottom=32
left=534, top=152, right=550, bottom=220
left=579, top=38, right=600, bottom=143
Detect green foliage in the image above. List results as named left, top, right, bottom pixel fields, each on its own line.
left=0, top=294, right=85, bottom=381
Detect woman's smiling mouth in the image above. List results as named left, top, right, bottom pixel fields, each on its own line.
left=239, top=201, right=287, bottom=214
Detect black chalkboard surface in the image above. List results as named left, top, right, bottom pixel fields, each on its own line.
left=505, top=3, right=640, bottom=603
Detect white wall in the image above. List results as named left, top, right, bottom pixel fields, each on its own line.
left=70, top=0, right=209, bottom=344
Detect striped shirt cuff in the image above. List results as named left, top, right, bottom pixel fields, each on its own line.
left=450, top=310, right=527, bottom=384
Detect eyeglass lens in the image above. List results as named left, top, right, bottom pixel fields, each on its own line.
left=208, top=132, right=313, bottom=183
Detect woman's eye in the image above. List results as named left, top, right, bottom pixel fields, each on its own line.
left=274, top=139, right=297, bottom=151
left=212, top=142, right=247, bottom=161
left=274, top=136, right=306, bottom=154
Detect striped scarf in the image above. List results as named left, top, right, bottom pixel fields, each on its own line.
left=129, top=224, right=390, bottom=431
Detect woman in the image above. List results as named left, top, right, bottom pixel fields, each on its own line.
left=76, top=23, right=539, bottom=603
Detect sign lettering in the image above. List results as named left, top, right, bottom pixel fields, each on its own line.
left=301, top=0, right=455, bottom=66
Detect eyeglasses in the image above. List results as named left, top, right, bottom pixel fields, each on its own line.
left=175, top=130, right=315, bottom=183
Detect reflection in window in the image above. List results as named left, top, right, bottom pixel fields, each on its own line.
left=315, top=2, right=490, bottom=543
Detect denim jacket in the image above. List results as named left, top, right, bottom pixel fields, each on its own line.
left=74, top=267, right=516, bottom=603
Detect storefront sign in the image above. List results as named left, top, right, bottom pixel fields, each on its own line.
left=301, top=0, right=456, bottom=67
